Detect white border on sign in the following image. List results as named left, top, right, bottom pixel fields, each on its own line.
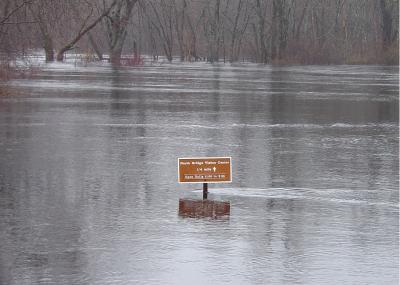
left=177, top=157, right=232, bottom=184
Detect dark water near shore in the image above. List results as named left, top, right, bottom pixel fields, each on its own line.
left=0, top=63, right=398, bottom=284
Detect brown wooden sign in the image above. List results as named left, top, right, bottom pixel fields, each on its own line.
left=178, top=157, right=232, bottom=183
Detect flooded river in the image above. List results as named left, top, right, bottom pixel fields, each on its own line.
left=0, top=63, right=398, bottom=284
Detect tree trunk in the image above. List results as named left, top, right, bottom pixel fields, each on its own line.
left=271, top=0, right=279, bottom=61
left=296, top=1, right=308, bottom=40
left=229, top=0, right=243, bottom=62
left=278, top=0, right=288, bottom=60
left=106, top=0, right=138, bottom=65
left=110, top=40, right=125, bottom=64
left=186, top=11, right=199, bottom=61
left=43, top=35, right=54, bottom=62
left=28, top=3, right=55, bottom=62
left=88, top=32, right=103, bottom=60
left=173, top=0, right=186, bottom=61
left=146, top=1, right=174, bottom=62
left=256, top=0, right=268, bottom=63
left=210, top=0, right=221, bottom=63
left=380, top=0, right=394, bottom=49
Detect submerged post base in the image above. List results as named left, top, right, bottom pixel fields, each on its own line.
left=178, top=198, right=230, bottom=219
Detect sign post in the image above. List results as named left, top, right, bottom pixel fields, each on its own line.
left=178, top=157, right=232, bottom=199
left=203, top=182, right=208, bottom=200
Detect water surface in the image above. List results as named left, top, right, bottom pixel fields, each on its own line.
left=0, top=62, right=398, bottom=284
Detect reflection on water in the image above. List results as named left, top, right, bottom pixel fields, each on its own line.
left=178, top=199, right=230, bottom=219
left=0, top=63, right=398, bottom=284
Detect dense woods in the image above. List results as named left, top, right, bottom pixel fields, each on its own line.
left=0, top=0, right=398, bottom=66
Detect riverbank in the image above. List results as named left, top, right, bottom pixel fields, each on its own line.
left=1, top=48, right=398, bottom=76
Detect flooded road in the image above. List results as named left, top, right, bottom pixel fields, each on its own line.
left=0, top=63, right=398, bottom=284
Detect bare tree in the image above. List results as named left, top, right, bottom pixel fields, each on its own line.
left=202, top=0, right=223, bottom=62
left=56, top=1, right=117, bottom=61
left=225, top=0, right=251, bottom=62
left=105, top=0, right=138, bottom=64
left=253, top=0, right=268, bottom=63
left=27, top=0, right=116, bottom=62
left=142, top=0, right=174, bottom=62
left=28, top=0, right=57, bottom=61
left=1, top=0, right=35, bottom=58
left=2, top=0, right=398, bottom=65
left=172, top=0, right=186, bottom=61
left=184, top=0, right=203, bottom=61
left=380, top=0, right=399, bottom=50
left=87, top=31, right=104, bottom=60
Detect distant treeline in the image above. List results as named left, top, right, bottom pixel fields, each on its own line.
left=0, top=0, right=398, bottom=65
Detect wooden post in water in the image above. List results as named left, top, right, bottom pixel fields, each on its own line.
left=203, top=183, right=208, bottom=200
